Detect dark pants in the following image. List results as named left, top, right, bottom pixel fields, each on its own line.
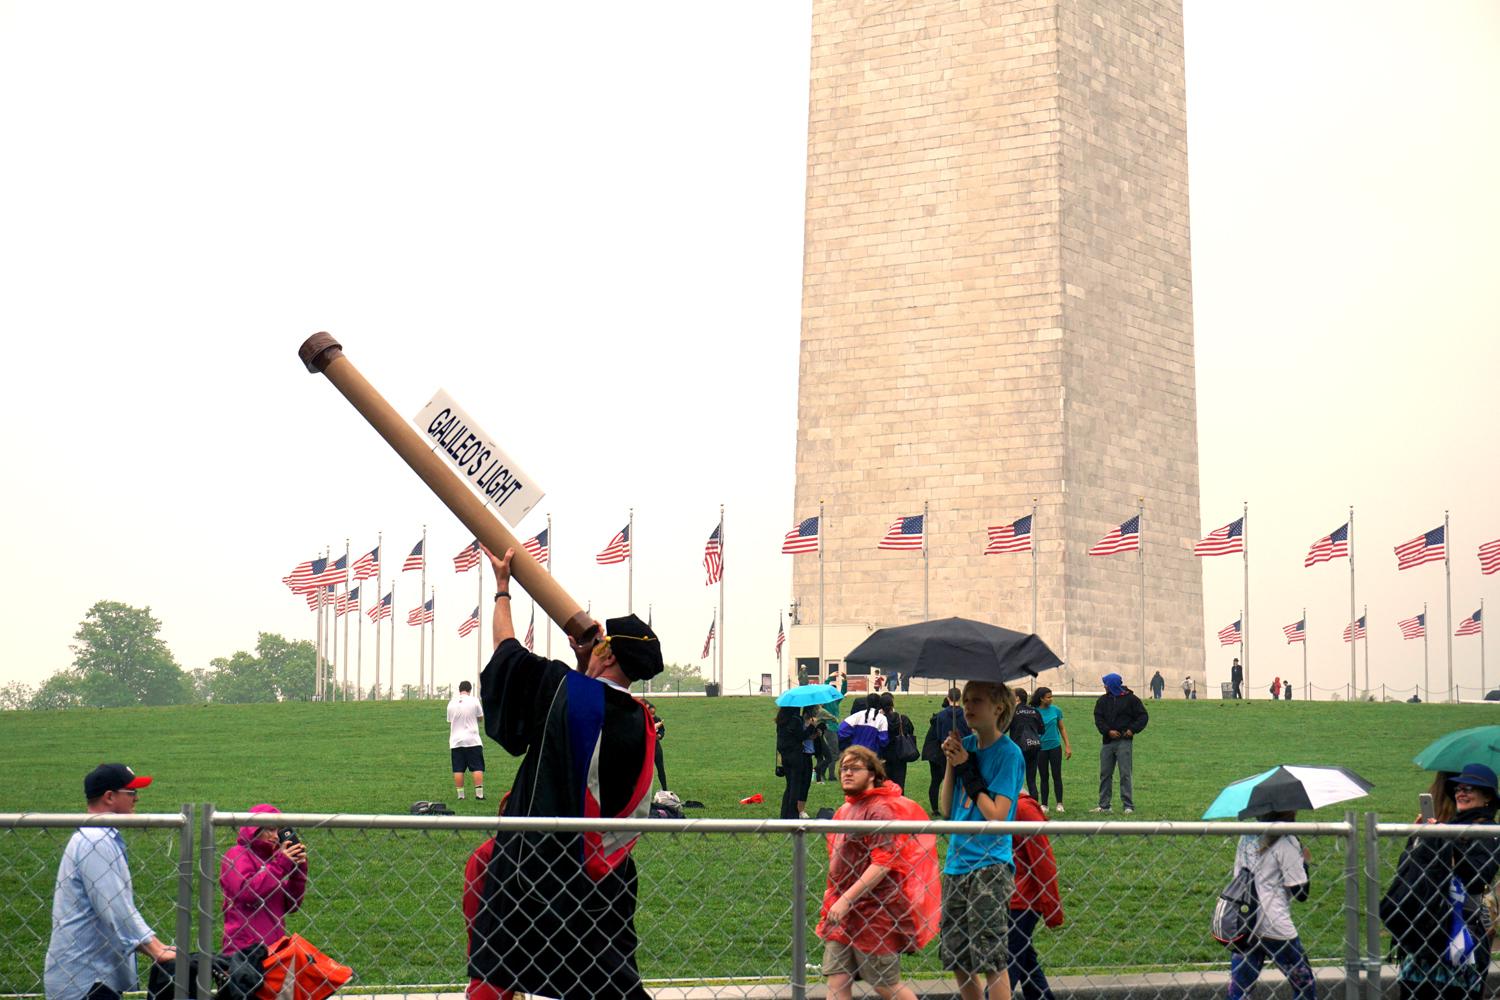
left=813, top=732, right=834, bottom=781
left=1007, top=908, right=1054, bottom=1000
left=653, top=741, right=668, bottom=790
left=1232, top=681, right=1242, bottom=698
left=928, top=758, right=946, bottom=814
left=886, top=757, right=908, bottom=792
left=1229, top=937, right=1315, bottom=1000
left=1022, top=747, right=1040, bottom=798
left=1099, top=740, right=1133, bottom=810
left=1037, top=746, right=1064, bottom=806
left=84, top=987, right=123, bottom=1000
left=780, top=753, right=813, bottom=819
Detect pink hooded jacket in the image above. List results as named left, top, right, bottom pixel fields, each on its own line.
left=221, top=804, right=307, bottom=951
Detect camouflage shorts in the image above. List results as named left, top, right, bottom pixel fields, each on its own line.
left=940, top=863, right=1014, bottom=973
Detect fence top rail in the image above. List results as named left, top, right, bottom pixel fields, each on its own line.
left=210, top=811, right=1353, bottom=837
left=0, top=811, right=188, bottom=830
left=1375, top=822, right=1500, bottom=839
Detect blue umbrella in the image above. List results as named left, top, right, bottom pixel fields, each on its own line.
left=776, top=683, right=842, bottom=708
left=1203, top=764, right=1372, bottom=820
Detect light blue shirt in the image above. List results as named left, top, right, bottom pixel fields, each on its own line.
left=45, top=826, right=154, bottom=999
left=943, top=733, right=1024, bottom=875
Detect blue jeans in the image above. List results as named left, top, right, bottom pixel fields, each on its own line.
left=1007, top=908, right=1054, bottom=1000
left=1228, top=936, right=1315, bottom=1000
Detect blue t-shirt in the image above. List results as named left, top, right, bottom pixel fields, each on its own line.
left=943, top=733, right=1024, bottom=875
left=1038, top=705, right=1064, bottom=750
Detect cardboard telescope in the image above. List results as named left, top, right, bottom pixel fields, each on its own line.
left=298, top=332, right=594, bottom=643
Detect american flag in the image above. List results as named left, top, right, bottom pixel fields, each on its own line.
left=704, top=524, right=723, bottom=585
left=1457, top=609, right=1484, bottom=637
left=1217, top=619, right=1242, bottom=646
left=367, top=592, right=393, bottom=623
left=523, top=528, right=550, bottom=566
left=775, top=613, right=785, bottom=657
left=351, top=546, right=380, bottom=581
left=524, top=608, right=535, bottom=651
left=878, top=514, right=925, bottom=551
left=344, top=586, right=360, bottom=616
left=1283, top=618, right=1306, bottom=644
left=313, top=555, right=347, bottom=588
left=1089, top=515, right=1141, bottom=556
left=1195, top=517, right=1245, bottom=557
left=1480, top=539, right=1500, bottom=576
left=334, top=589, right=352, bottom=617
left=407, top=598, right=435, bottom=626
left=402, top=540, right=425, bottom=572
left=1305, top=523, right=1349, bottom=567
left=458, top=606, right=480, bottom=638
left=782, top=516, right=820, bottom=554
left=1397, top=613, right=1426, bottom=640
left=1394, top=526, right=1445, bottom=571
left=701, top=616, right=716, bottom=659
left=596, top=524, right=631, bottom=565
left=1342, top=615, right=1367, bottom=642
left=282, top=557, right=325, bottom=594
left=985, top=514, right=1033, bottom=555
left=453, top=540, right=481, bottom=573
left=306, top=586, right=337, bottom=611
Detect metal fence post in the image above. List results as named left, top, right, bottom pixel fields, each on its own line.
left=791, top=826, right=808, bottom=1000
left=1344, top=809, right=1362, bottom=1000
left=198, top=803, right=216, bottom=998
left=1363, top=813, right=1383, bottom=1000
left=174, top=803, right=194, bottom=1000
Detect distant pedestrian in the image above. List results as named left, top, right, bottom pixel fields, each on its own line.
left=447, top=679, right=486, bottom=801
left=1008, top=690, right=1043, bottom=799
left=777, top=706, right=818, bottom=820
left=45, top=764, right=177, bottom=1000
left=880, top=692, right=918, bottom=792
left=923, top=688, right=972, bottom=815
left=1092, top=674, right=1148, bottom=814
left=1033, top=688, right=1070, bottom=814
left=1270, top=677, right=1282, bottom=700
left=1230, top=658, right=1243, bottom=699
left=1148, top=671, right=1165, bottom=700
left=1182, top=675, right=1197, bottom=700
left=1283, top=682, right=1292, bottom=702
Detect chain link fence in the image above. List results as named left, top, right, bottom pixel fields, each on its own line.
left=10, top=809, right=1486, bottom=999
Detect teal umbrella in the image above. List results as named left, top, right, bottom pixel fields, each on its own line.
left=776, top=683, right=841, bottom=708
left=1203, top=765, right=1372, bottom=820
left=1413, top=726, right=1500, bottom=774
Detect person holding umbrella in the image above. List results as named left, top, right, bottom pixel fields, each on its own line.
left=1224, top=809, right=1316, bottom=1000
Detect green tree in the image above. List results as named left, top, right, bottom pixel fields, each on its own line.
left=207, top=651, right=276, bottom=704
left=0, top=681, right=35, bottom=711
left=29, top=670, right=85, bottom=710
left=648, top=661, right=705, bottom=694
left=255, top=633, right=315, bottom=701
left=70, top=601, right=190, bottom=707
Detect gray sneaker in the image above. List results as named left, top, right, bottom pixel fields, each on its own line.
left=1091, top=806, right=1111, bottom=813
left=1123, top=807, right=1135, bottom=814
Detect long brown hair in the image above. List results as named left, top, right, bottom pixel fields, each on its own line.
left=840, top=745, right=887, bottom=785
left=1429, top=772, right=1458, bottom=823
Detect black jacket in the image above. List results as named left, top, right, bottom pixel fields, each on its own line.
left=1093, top=689, right=1149, bottom=743
left=776, top=710, right=815, bottom=756
left=1380, top=805, right=1500, bottom=964
left=922, top=705, right=972, bottom=762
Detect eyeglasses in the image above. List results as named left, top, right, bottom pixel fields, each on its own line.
left=112, top=789, right=139, bottom=799
left=839, top=765, right=869, bottom=774
left=1456, top=784, right=1482, bottom=794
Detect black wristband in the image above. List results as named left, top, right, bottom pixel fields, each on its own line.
left=958, top=759, right=988, bottom=802
left=494, top=591, right=510, bottom=601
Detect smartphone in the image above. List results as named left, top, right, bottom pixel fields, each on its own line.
left=1419, top=793, right=1435, bottom=822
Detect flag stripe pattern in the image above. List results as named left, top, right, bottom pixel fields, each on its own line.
left=1457, top=609, right=1484, bottom=637
left=458, top=607, right=480, bottom=637
left=313, top=555, right=347, bottom=587
left=403, top=540, right=425, bottom=573
left=878, top=514, right=925, bottom=551
left=524, top=609, right=535, bottom=651
left=1394, top=526, right=1445, bottom=571
left=453, top=540, right=481, bottom=573
left=282, top=558, right=325, bottom=594
left=704, top=524, right=723, bottom=585
left=701, top=617, right=716, bottom=659
left=1089, top=515, right=1141, bottom=556
left=523, top=528, right=550, bottom=566
left=1195, top=517, right=1245, bottom=557
left=985, top=514, right=1033, bottom=555
left=1480, top=540, right=1500, bottom=576
left=351, top=547, right=380, bottom=581
left=1283, top=619, right=1306, bottom=644
left=1398, top=613, right=1426, bottom=640
left=367, top=592, right=393, bottom=622
left=344, top=587, right=360, bottom=614
left=1217, top=619, right=1242, bottom=646
left=1305, top=523, right=1350, bottom=567
left=775, top=615, right=785, bottom=657
left=407, top=598, right=435, bottom=626
left=596, top=524, right=631, bottom=565
left=782, top=516, right=820, bottom=554
left=1342, top=616, right=1367, bottom=642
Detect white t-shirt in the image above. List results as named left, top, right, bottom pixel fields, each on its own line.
left=446, top=695, right=484, bottom=749
left=1233, top=834, right=1308, bottom=940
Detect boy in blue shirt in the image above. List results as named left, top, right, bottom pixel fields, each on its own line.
left=940, top=680, right=1025, bottom=1000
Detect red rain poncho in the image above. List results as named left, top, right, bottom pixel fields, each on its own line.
left=816, top=782, right=941, bottom=955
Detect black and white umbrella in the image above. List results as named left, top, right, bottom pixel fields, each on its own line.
left=1203, top=764, right=1373, bottom=820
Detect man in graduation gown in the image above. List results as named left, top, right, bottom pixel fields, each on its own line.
left=469, top=545, right=661, bottom=999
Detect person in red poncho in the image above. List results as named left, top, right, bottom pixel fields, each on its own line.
left=1007, top=791, right=1064, bottom=1000
left=816, top=745, right=941, bottom=1000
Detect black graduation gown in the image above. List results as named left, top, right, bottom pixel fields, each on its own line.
left=468, top=638, right=652, bottom=999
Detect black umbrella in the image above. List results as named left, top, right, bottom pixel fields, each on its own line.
left=843, top=617, right=1062, bottom=684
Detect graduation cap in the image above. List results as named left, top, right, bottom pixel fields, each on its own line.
left=604, top=614, right=664, bottom=681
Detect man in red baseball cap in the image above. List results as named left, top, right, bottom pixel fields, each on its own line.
left=45, top=764, right=176, bottom=1000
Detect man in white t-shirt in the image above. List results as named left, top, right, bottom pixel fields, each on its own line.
left=447, top=680, right=486, bottom=800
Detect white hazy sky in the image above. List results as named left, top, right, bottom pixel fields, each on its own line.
left=1, top=2, right=1495, bottom=700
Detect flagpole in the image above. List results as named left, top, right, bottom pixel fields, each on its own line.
left=1445, top=510, right=1455, bottom=702
left=818, top=499, right=825, bottom=682
left=418, top=524, right=428, bottom=699
left=329, top=573, right=338, bottom=702
left=1362, top=603, right=1369, bottom=696
left=627, top=507, right=635, bottom=615
left=1301, top=607, right=1307, bottom=700
left=355, top=580, right=363, bottom=701
left=373, top=532, right=382, bottom=701
left=545, top=513, right=553, bottom=661
left=1031, top=499, right=1039, bottom=635
left=390, top=577, right=397, bottom=700
left=1238, top=608, right=1243, bottom=669
left=342, top=539, right=351, bottom=702
left=1481, top=597, right=1488, bottom=696
left=1423, top=601, right=1430, bottom=702
left=1242, top=501, right=1250, bottom=697
left=1139, top=497, right=1146, bottom=691
left=1349, top=506, right=1357, bottom=697
left=719, top=504, right=726, bottom=689
left=312, top=586, right=322, bottom=701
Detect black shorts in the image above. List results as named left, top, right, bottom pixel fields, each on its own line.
left=451, top=745, right=486, bottom=773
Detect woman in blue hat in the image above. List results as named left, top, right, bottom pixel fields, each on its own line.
left=1380, top=763, right=1500, bottom=1000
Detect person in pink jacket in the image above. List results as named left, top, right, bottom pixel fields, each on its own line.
left=221, top=804, right=308, bottom=951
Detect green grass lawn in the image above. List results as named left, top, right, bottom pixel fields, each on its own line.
left=0, top=695, right=1489, bottom=992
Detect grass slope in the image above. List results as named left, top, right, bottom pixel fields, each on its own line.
left=0, top=695, right=1486, bottom=992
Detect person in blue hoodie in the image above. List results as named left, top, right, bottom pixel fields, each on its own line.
left=1092, top=673, right=1149, bottom=814
left=839, top=696, right=890, bottom=755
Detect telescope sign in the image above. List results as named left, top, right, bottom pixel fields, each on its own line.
left=413, top=389, right=544, bottom=526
